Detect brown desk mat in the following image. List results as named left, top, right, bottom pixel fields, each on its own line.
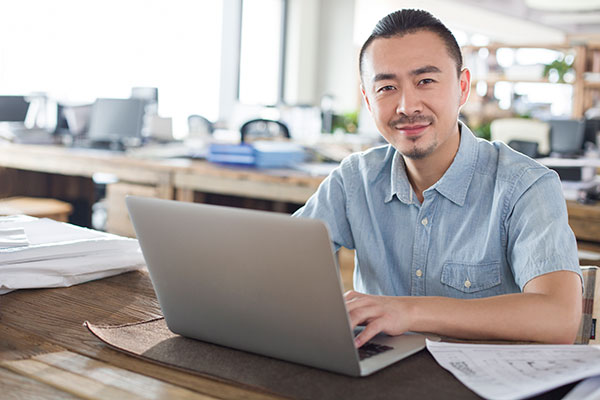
left=85, top=317, right=479, bottom=400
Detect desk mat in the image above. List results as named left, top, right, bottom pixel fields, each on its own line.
left=85, top=317, right=478, bottom=400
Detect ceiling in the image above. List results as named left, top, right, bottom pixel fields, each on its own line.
left=451, top=0, right=600, bottom=36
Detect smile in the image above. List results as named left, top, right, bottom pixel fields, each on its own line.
left=394, top=124, right=430, bottom=136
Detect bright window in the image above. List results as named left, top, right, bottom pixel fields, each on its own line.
left=238, top=0, right=284, bottom=106
left=0, top=0, right=223, bottom=136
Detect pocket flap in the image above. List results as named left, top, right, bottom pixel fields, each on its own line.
left=441, top=262, right=502, bottom=293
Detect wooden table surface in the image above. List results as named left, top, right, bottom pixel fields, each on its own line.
left=0, top=270, right=580, bottom=400
left=0, top=270, right=285, bottom=400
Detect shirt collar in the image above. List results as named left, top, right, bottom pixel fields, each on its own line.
left=385, top=121, right=479, bottom=207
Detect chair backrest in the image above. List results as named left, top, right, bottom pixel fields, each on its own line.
left=187, top=115, right=214, bottom=136
left=240, top=119, right=290, bottom=143
left=507, top=140, right=539, bottom=158
left=577, top=266, right=600, bottom=344
left=490, top=118, right=550, bottom=156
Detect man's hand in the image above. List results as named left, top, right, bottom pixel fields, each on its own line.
left=344, top=290, right=412, bottom=348
left=344, top=270, right=582, bottom=346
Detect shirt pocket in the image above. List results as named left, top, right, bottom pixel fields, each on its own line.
left=441, top=261, right=503, bottom=298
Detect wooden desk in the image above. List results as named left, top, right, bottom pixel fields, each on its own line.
left=0, top=143, right=326, bottom=235
left=0, top=271, right=576, bottom=399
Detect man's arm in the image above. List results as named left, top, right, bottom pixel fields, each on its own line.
left=346, top=270, right=582, bottom=346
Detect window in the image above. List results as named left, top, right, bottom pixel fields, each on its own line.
left=0, top=0, right=223, bottom=136
left=238, top=0, right=285, bottom=106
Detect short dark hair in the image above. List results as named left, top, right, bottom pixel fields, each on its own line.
left=359, top=9, right=463, bottom=80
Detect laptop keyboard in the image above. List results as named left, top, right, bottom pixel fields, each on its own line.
left=358, top=342, right=394, bottom=360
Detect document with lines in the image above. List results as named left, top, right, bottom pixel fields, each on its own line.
left=426, top=339, right=600, bottom=400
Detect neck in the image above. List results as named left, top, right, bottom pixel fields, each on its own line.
left=405, top=125, right=461, bottom=203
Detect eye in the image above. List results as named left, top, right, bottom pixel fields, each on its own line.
left=418, top=78, right=435, bottom=86
left=376, top=85, right=395, bottom=93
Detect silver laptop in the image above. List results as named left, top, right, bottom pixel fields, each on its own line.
left=126, top=196, right=428, bottom=377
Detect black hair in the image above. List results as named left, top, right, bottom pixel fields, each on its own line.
left=359, top=9, right=463, bottom=80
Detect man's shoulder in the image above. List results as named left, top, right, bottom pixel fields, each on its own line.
left=478, top=139, right=553, bottom=185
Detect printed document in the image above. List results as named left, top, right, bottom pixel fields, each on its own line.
left=426, top=339, right=600, bottom=400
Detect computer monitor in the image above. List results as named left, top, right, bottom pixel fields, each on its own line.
left=87, top=98, right=145, bottom=143
left=0, top=96, right=29, bottom=122
left=548, top=119, right=586, bottom=157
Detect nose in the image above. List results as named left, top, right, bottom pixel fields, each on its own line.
left=396, top=86, right=422, bottom=116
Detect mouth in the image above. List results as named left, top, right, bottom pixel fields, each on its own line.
left=394, top=123, right=430, bottom=136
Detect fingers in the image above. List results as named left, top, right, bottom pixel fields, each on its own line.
left=354, top=319, right=383, bottom=348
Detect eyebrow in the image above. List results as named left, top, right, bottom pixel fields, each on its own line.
left=372, top=65, right=442, bottom=82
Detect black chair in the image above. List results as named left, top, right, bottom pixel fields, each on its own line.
left=507, top=140, right=539, bottom=158
left=240, top=119, right=290, bottom=143
left=187, top=114, right=214, bottom=136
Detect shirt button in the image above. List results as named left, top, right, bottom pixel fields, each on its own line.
left=416, top=269, right=423, bottom=277
left=464, top=279, right=472, bottom=288
left=421, top=217, right=428, bottom=226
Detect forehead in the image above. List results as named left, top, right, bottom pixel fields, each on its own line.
left=363, top=30, right=453, bottom=80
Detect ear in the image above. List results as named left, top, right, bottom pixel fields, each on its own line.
left=458, top=68, right=471, bottom=107
left=361, top=84, right=372, bottom=113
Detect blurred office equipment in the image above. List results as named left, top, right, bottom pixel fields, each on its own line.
left=60, top=103, right=93, bottom=137
left=85, top=98, right=146, bottom=150
left=490, top=118, right=550, bottom=157
left=240, top=118, right=290, bottom=143
left=188, top=114, right=214, bottom=137
left=131, top=87, right=158, bottom=138
left=0, top=96, right=29, bottom=121
left=548, top=119, right=586, bottom=158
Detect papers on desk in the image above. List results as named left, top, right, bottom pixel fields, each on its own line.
left=0, top=215, right=145, bottom=295
left=426, top=340, right=600, bottom=400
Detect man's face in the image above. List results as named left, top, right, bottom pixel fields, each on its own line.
left=361, top=30, right=470, bottom=160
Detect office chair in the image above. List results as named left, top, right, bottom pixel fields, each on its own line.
left=490, top=118, right=550, bottom=157
left=507, top=140, right=539, bottom=158
left=240, top=118, right=290, bottom=143
left=188, top=114, right=214, bottom=136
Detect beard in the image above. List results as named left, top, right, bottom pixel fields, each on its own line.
left=402, top=140, right=438, bottom=159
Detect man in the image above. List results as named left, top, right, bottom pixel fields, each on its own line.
left=293, top=9, right=582, bottom=346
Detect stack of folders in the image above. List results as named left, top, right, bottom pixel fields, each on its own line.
left=0, top=215, right=145, bottom=295
left=208, top=141, right=305, bottom=168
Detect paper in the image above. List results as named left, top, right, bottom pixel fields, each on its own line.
left=563, top=375, right=600, bottom=400
left=0, top=215, right=145, bottom=294
left=426, top=339, right=600, bottom=400
left=0, top=227, right=29, bottom=248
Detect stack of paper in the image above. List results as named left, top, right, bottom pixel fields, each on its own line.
left=0, top=215, right=145, bottom=295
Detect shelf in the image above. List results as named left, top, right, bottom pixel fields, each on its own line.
left=585, top=81, right=600, bottom=89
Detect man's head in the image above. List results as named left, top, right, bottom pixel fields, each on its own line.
left=359, top=9, right=463, bottom=81
left=359, top=9, right=470, bottom=161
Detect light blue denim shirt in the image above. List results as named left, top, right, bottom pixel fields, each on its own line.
left=293, top=123, right=581, bottom=298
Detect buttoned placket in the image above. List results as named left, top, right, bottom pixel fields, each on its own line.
left=410, top=191, right=435, bottom=296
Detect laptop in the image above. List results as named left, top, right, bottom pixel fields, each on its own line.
left=126, top=196, right=429, bottom=377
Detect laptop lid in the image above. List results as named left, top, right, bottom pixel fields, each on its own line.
left=126, top=196, right=426, bottom=376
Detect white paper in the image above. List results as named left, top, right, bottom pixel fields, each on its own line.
left=0, top=215, right=144, bottom=294
left=563, top=375, right=600, bottom=400
left=426, top=339, right=600, bottom=400
left=0, top=227, right=29, bottom=248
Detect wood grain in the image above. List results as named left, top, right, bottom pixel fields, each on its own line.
left=0, top=271, right=286, bottom=400
left=0, top=366, right=81, bottom=400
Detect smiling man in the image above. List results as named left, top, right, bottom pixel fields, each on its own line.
left=293, top=9, right=583, bottom=346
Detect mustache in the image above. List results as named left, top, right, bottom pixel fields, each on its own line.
left=388, top=115, right=434, bottom=128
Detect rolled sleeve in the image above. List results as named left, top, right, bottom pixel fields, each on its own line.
left=506, top=169, right=582, bottom=290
